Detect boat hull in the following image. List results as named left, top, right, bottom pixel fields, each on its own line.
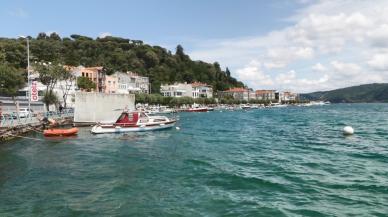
left=43, top=128, right=79, bottom=137
left=91, top=121, right=176, bottom=134
left=185, top=108, right=209, bottom=112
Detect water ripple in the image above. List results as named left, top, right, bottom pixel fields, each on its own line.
left=1, top=104, right=388, bottom=216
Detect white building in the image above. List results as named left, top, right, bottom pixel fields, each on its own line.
left=19, top=77, right=78, bottom=109
left=19, top=66, right=83, bottom=109
left=116, top=71, right=150, bottom=94
left=279, top=91, right=298, bottom=102
left=160, top=82, right=213, bottom=98
left=191, top=82, right=213, bottom=98
left=160, top=83, right=193, bottom=97
left=255, top=90, right=276, bottom=101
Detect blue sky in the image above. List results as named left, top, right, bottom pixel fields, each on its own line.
left=1, top=0, right=388, bottom=92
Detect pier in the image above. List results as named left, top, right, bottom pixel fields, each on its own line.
left=0, top=110, right=74, bottom=142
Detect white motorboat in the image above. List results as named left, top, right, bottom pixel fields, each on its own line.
left=91, top=111, right=176, bottom=134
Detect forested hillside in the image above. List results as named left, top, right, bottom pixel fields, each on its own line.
left=0, top=32, right=244, bottom=93
left=301, top=83, right=388, bottom=103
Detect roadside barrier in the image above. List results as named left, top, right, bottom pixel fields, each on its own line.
left=0, top=110, right=74, bottom=128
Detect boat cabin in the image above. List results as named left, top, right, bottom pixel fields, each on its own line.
left=115, top=112, right=149, bottom=126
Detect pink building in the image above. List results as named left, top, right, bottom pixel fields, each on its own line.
left=105, top=74, right=118, bottom=94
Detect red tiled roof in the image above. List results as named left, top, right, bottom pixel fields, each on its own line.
left=191, top=82, right=211, bottom=87
left=226, top=87, right=248, bottom=92
left=86, top=66, right=103, bottom=72
left=255, top=90, right=275, bottom=94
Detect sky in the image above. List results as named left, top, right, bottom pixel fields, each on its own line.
left=1, top=0, right=388, bottom=93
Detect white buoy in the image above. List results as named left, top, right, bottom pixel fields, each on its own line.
left=176, top=127, right=180, bottom=130
left=343, top=126, right=354, bottom=135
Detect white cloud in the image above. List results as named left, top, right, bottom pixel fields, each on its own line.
left=367, top=53, right=388, bottom=71
left=188, top=0, right=388, bottom=92
left=99, top=32, right=112, bottom=38
left=367, top=24, right=388, bottom=47
left=312, top=63, right=326, bottom=72
left=330, top=61, right=361, bottom=76
left=276, top=70, right=296, bottom=84
left=235, top=61, right=274, bottom=87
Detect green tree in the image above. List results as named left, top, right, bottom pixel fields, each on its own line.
left=49, top=32, right=61, bottom=41
left=37, top=32, right=48, bottom=40
left=77, top=77, right=96, bottom=91
left=42, top=90, right=58, bottom=111
left=35, top=62, right=65, bottom=110
left=58, top=68, right=75, bottom=108
left=225, top=67, right=231, bottom=77
left=0, top=65, right=26, bottom=111
left=0, top=64, right=25, bottom=96
left=0, top=33, right=246, bottom=96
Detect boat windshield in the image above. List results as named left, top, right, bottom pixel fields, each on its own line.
left=139, top=112, right=148, bottom=118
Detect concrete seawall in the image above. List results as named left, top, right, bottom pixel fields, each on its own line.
left=74, top=92, right=135, bottom=125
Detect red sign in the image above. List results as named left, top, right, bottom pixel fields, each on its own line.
left=31, top=81, right=39, bottom=102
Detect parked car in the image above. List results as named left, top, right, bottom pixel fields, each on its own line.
left=17, top=108, right=33, bottom=118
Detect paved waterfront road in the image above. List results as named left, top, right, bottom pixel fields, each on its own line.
left=0, top=104, right=388, bottom=216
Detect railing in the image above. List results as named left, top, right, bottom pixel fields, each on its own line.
left=0, top=109, right=74, bottom=128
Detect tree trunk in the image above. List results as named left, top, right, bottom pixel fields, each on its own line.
left=46, top=102, right=50, bottom=112
left=12, top=96, right=19, bottom=118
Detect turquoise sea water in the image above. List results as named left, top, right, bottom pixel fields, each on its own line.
left=0, top=104, right=388, bottom=216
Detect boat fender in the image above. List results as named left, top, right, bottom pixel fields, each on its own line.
left=48, top=118, right=57, bottom=125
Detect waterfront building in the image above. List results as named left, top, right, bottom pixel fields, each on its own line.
left=74, top=66, right=105, bottom=92
left=160, top=82, right=213, bottom=98
left=248, top=89, right=256, bottom=101
left=218, top=88, right=250, bottom=101
left=160, top=83, right=193, bottom=97
left=255, top=90, right=276, bottom=101
left=114, top=71, right=150, bottom=94
left=104, top=74, right=118, bottom=94
left=191, top=82, right=213, bottom=98
left=279, top=91, right=298, bottom=102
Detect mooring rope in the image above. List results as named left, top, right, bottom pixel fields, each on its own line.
left=28, top=127, right=44, bottom=134
left=7, top=133, right=44, bottom=141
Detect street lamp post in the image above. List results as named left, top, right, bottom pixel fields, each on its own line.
left=19, top=35, right=31, bottom=116
left=26, top=37, right=31, bottom=114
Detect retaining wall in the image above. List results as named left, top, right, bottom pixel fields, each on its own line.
left=74, top=92, right=135, bottom=124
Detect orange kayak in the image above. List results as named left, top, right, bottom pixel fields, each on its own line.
left=43, top=127, right=79, bottom=137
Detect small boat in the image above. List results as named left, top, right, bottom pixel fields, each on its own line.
left=91, top=111, right=176, bottom=134
left=43, top=127, right=79, bottom=137
left=185, top=107, right=212, bottom=112
left=240, top=104, right=251, bottom=109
